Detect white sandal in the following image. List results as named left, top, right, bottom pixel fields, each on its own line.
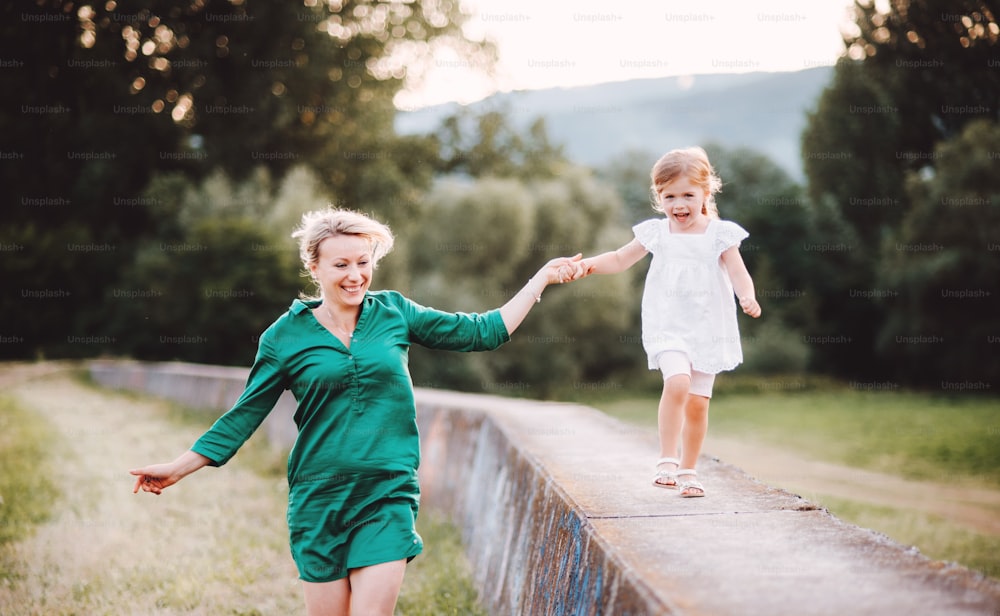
left=677, top=469, right=705, bottom=498
left=652, top=457, right=680, bottom=489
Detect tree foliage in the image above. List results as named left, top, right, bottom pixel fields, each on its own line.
left=596, top=148, right=660, bottom=226
left=877, top=120, right=1000, bottom=384
left=105, top=167, right=314, bottom=363
left=402, top=168, right=639, bottom=398
left=1, top=0, right=486, bottom=359
left=800, top=0, right=1000, bottom=384
left=703, top=145, right=820, bottom=373
left=434, top=107, right=567, bottom=179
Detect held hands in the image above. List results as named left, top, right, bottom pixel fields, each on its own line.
left=739, top=296, right=762, bottom=318
left=545, top=253, right=588, bottom=285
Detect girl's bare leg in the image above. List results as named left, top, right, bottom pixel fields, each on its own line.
left=678, top=395, right=710, bottom=496
left=680, top=394, right=710, bottom=469
left=656, top=374, right=690, bottom=485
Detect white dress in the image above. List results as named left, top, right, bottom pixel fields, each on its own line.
left=632, top=217, right=749, bottom=374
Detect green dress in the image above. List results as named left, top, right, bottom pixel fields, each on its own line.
left=191, top=291, right=510, bottom=582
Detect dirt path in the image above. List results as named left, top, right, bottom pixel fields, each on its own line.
left=0, top=363, right=301, bottom=615
left=704, top=434, right=1000, bottom=537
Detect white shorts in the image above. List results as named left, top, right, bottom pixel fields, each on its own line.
left=656, top=351, right=715, bottom=398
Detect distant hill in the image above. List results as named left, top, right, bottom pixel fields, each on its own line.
left=396, top=67, right=834, bottom=181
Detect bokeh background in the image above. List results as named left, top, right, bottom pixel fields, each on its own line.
left=3, top=0, right=998, bottom=397
left=2, top=0, right=1000, bottom=607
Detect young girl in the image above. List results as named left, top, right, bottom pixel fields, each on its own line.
left=580, top=147, right=761, bottom=498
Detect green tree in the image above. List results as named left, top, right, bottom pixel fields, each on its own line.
left=804, top=0, right=1000, bottom=238
left=402, top=168, right=640, bottom=398
left=111, top=216, right=302, bottom=364
left=1, top=0, right=488, bottom=359
left=704, top=145, right=819, bottom=373
left=106, top=169, right=305, bottom=363
left=800, top=0, right=1000, bottom=379
left=434, top=107, right=567, bottom=179
left=877, top=120, right=1000, bottom=386
left=596, top=148, right=659, bottom=225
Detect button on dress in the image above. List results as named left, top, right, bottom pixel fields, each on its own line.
left=191, top=291, right=510, bottom=582
left=632, top=217, right=749, bottom=374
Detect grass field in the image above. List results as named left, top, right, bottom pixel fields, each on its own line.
left=582, top=377, right=1000, bottom=580
left=591, top=382, right=1000, bottom=486
left=814, top=494, right=1000, bottom=579
left=0, top=396, right=59, bottom=550
left=0, top=368, right=486, bottom=615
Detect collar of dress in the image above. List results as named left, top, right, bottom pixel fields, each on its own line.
left=290, top=299, right=316, bottom=315
left=289, top=295, right=371, bottom=315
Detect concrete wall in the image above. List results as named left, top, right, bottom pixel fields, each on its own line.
left=88, top=360, right=1000, bottom=615
left=88, top=359, right=298, bottom=449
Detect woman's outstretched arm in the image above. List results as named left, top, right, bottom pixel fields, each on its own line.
left=131, top=450, right=213, bottom=495
left=499, top=254, right=584, bottom=335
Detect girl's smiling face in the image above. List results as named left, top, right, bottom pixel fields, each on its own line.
left=309, top=234, right=373, bottom=309
left=656, top=176, right=710, bottom=233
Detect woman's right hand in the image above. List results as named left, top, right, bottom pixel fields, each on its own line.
left=130, top=462, right=181, bottom=495
left=130, top=451, right=212, bottom=495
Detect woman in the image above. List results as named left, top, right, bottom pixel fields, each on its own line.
left=130, top=208, right=584, bottom=615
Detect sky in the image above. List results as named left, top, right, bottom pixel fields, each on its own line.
left=395, top=0, right=860, bottom=109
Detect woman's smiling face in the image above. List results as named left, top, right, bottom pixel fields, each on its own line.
left=657, top=176, right=709, bottom=233
left=309, top=234, right=373, bottom=308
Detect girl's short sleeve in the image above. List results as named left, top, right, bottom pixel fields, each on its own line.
left=713, top=220, right=749, bottom=256
left=632, top=219, right=662, bottom=252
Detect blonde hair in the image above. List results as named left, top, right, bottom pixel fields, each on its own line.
left=291, top=208, right=394, bottom=296
left=650, top=147, right=722, bottom=219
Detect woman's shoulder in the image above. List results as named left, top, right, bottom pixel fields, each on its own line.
left=364, top=290, right=424, bottom=318
left=253, top=299, right=313, bottom=350
left=366, top=289, right=408, bottom=307
left=267, top=298, right=315, bottom=327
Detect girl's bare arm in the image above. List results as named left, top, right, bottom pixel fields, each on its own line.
left=720, top=246, right=761, bottom=318
left=581, top=238, right=648, bottom=275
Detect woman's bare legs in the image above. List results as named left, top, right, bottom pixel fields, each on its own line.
left=302, top=559, right=406, bottom=616
left=302, top=578, right=350, bottom=616
left=349, top=559, right=406, bottom=615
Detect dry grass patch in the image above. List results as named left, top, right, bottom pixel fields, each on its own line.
left=1, top=366, right=487, bottom=615
left=0, top=371, right=301, bottom=615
